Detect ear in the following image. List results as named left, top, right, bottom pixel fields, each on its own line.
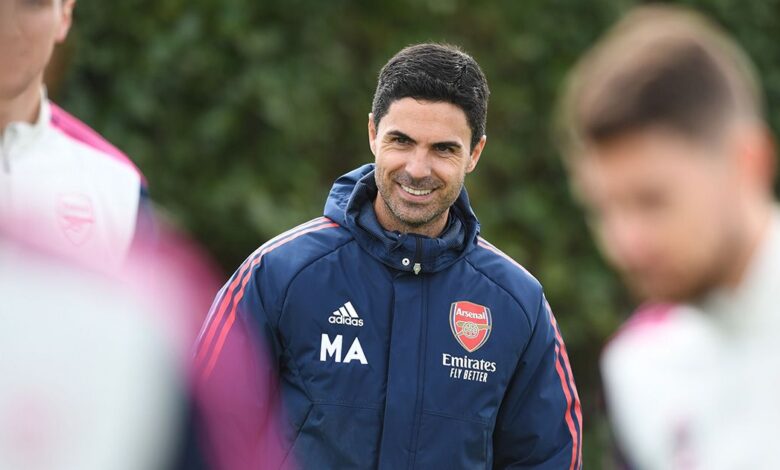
left=368, top=113, right=377, bottom=157
left=55, top=0, right=76, bottom=43
left=465, top=135, right=487, bottom=174
left=734, top=122, right=775, bottom=193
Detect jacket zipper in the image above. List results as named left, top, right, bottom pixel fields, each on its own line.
left=407, top=273, right=428, bottom=469
left=412, top=237, right=422, bottom=275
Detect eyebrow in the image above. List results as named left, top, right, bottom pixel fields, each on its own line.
left=385, top=130, right=463, bottom=150
left=386, top=130, right=416, bottom=144
left=433, top=140, right=463, bottom=150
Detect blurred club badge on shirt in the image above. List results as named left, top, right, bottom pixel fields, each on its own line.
left=57, top=194, right=95, bottom=246
left=450, top=301, right=492, bottom=352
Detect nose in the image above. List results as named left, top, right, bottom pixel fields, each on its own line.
left=404, top=146, right=432, bottom=181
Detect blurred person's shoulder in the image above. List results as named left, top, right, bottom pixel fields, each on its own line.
left=601, top=303, right=714, bottom=383
left=3, top=99, right=150, bottom=269
left=27, top=100, right=145, bottom=226
left=604, top=304, right=682, bottom=357
left=600, top=303, right=727, bottom=467
left=45, top=101, right=144, bottom=185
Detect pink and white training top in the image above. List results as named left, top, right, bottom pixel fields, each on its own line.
left=0, top=90, right=145, bottom=270
left=602, top=211, right=780, bottom=470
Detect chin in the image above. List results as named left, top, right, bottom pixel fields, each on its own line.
left=392, top=205, right=438, bottom=224
left=0, top=74, right=35, bottom=101
left=397, top=214, right=435, bottom=228
left=630, top=276, right=712, bottom=304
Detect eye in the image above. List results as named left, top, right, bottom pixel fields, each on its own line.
left=390, top=135, right=411, bottom=145
left=433, top=143, right=455, bottom=154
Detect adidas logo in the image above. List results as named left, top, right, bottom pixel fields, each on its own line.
left=329, top=301, right=364, bottom=327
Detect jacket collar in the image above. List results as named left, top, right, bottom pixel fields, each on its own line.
left=324, top=164, right=480, bottom=274
left=1, top=87, right=50, bottom=158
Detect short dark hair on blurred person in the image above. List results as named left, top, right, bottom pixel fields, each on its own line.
left=371, top=43, right=490, bottom=151
left=558, top=4, right=764, bottom=157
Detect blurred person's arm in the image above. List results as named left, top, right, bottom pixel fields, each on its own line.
left=193, top=260, right=288, bottom=470
left=130, top=186, right=157, bottom=249
left=492, top=298, right=582, bottom=469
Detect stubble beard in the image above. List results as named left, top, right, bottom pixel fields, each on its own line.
left=375, top=170, right=462, bottom=234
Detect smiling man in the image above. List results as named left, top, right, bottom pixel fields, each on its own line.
left=195, top=43, right=581, bottom=469
left=0, top=0, right=148, bottom=269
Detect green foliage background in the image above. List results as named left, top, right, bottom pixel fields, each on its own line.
left=52, top=0, right=780, bottom=466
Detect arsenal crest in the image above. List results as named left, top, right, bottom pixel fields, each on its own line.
left=57, top=194, right=95, bottom=246
left=449, top=301, right=492, bottom=352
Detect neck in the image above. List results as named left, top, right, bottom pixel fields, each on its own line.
left=722, top=197, right=774, bottom=290
left=0, top=81, right=43, bottom=131
left=373, top=197, right=449, bottom=238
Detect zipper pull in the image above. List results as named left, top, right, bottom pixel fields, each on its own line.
left=413, top=263, right=421, bottom=275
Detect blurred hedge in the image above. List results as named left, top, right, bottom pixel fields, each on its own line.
left=52, top=0, right=780, bottom=465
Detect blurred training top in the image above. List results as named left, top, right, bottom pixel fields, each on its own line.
left=0, top=88, right=149, bottom=270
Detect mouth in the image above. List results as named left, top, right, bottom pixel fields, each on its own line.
left=400, top=184, right=433, bottom=196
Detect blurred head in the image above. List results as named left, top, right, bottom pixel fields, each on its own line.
left=0, top=0, right=75, bottom=101
left=369, top=44, right=489, bottom=236
left=559, top=5, right=775, bottom=302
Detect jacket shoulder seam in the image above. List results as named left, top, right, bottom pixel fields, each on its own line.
left=464, top=256, right=539, bottom=332
left=249, top=221, right=349, bottom=322
left=276, top=236, right=357, bottom=326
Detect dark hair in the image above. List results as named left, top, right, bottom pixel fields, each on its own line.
left=559, top=5, right=762, bottom=155
left=587, top=44, right=735, bottom=142
left=371, top=43, right=490, bottom=151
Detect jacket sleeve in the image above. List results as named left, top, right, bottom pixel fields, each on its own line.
left=492, top=295, right=582, bottom=470
left=127, top=185, right=158, bottom=255
left=134, top=185, right=156, bottom=236
left=192, top=261, right=288, bottom=470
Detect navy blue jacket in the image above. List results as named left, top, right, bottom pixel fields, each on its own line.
left=196, top=165, right=582, bottom=469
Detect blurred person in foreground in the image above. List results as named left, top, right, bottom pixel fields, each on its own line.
left=0, top=219, right=246, bottom=470
left=195, top=43, right=581, bottom=469
left=0, top=230, right=186, bottom=470
left=559, top=5, right=779, bottom=469
left=0, top=219, right=235, bottom=470
left=0, top=0, right=149, bottom=270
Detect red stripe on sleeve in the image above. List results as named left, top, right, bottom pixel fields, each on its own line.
left=194, top=217, right=328, bottom=366
left=547, top=302, right=583, bottom=470
left=200, top=222, right=339, bottom=380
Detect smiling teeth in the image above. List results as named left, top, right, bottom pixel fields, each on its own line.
left=401, top=185, right=432, bottom=196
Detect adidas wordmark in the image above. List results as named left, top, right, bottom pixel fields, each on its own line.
left=329, top=301, right=364, bottom=327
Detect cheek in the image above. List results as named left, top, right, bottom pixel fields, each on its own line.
left=374, top=153, right=393, bottom=177
left=431, top=157, right=466, bottom=183
left=656, top=182, right=726, bottom=265
left=1, top=20, right=56, bottom=67
left=25, top=9, right=61, bottom=43
left=674, top=176, right=726, bottom=230
left=375, top=147, right=403, bottom=165
left=374, top=151, right=405, bottom=184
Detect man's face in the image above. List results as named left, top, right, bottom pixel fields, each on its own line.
left=0, top=0, right=74, bottom=100
left=369, top=98, right=485, bottom=235
left=572, top=128, right=745, bottom=302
